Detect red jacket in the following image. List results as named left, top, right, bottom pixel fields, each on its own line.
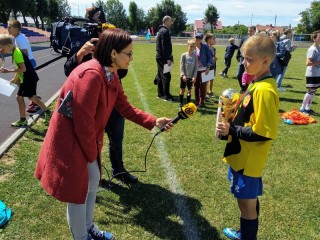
left=35, top=59, right=156, bottom=204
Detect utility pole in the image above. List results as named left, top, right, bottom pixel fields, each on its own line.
left=275, top=14, right=277, bottom=26
left=251, top=14, right=253, bottom=26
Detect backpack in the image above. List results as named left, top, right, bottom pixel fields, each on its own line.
left=50, top=18, right=91, bottom=57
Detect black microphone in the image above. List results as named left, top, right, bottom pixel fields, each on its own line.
left=159, top=102, right=197, bottom=132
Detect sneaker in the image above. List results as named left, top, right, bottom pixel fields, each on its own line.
left=113, top=170, right=138, bottom=184
left=223, top=228, right=241, bottom=240
left=88, top=224, right=114, bottom=240
left=277, top=87, right=286, bottom=92
left=164, top=97, right=174, bottom=102
left=304, top=109, right=319, bottom=116
left=27, top=104, right=41, bottom=113
left=11, top=119, right=28, bottom=127
left=44, top=110, right=52, bottom=126
left=157, top=94, right=164, bottom=99
left=219, top=72, right=224, bottom=77
left=224, top=74, right=229, bottom=78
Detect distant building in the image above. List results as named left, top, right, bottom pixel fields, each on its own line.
left=255, top=24, right=284, bottom=34
left=194, top=19, right=223, bottom=33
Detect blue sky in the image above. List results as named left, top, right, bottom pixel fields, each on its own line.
left=68, top=0, right=312, bottom=27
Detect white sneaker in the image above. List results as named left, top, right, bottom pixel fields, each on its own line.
left=277, top=87, right=286, bottom=92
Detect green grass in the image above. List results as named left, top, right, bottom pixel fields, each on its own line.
left=0, top=43, right=319, bottom=240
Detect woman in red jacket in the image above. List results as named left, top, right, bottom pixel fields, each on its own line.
left=35, top=29, right=172, bottom=240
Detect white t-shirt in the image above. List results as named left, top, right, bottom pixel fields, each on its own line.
left=306, top=45, right=320, bottom=77
left=15, top=33, right=34, bottom=60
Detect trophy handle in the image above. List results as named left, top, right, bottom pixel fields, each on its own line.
left=215, top=106, right=222, bottom=139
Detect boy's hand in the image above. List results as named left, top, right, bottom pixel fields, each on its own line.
left=191, top=77, right=196, bottom=83
left=0, top=67, right=9, bottom=73
left=182, top=75, right=187, bottom=81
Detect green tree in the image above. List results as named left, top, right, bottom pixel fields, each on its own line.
left=0, top=0, right=11, bottom=23
left=128, top=1, right=138, bottom=33
left=20, top=0, right=37, bottom=25
left=146, top=0, right=187, bottom=35
left=48, top=0, right=59, bottom=23
left=104, top=0, right=128, bottom=29
left=204, top=4, right=219, bottom=33
left=136, top=8, right=146, bottom=34
left=58, top=0, right=71, bottom=19
left=36, top=0, right=49, bottom=29
left=296, top=1, right=320, bottom=34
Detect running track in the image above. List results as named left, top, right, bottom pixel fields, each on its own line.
left=0, top=43, right=67, bottom=155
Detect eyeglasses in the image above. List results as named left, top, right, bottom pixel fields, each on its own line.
left=121, top=51, right=133, bottom=58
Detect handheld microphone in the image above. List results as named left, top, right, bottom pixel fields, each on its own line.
left=159, top=102, right=197, bottom=132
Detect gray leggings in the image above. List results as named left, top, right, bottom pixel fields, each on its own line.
left=67, top=160, right=100, bottom=240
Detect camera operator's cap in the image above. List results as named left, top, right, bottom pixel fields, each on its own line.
left=101, top=23, right=116, bottom=31
left=0, top=200, right=12, bottom=227
left=195, top=33, right=203, bottom=39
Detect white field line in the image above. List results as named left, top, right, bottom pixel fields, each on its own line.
left=130, top=65, right=200, bottom=240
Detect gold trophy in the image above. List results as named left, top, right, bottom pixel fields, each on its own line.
left=215, top=88, right=240, bottom=138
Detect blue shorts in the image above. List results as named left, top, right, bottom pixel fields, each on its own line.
left=228, top=166, right=263, bottom=199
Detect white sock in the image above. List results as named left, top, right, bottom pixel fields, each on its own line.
left=305, top=94, right=315, bottom=110
left=301, top=93, right=313, bottom=110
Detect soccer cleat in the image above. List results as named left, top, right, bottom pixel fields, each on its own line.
left=113, top=170, right=138, bottom=184
left=277, top=87, right=286, bottom=92
left=88, top=224, right=115, bottom=240
left=303, top=109, right=318, bottom=116
left=223, top=228, right=241, bottom=240
left=11, top=119, right=28, bottom=127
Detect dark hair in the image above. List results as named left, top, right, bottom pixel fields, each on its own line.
left=94, top=28, right=132, bottom=67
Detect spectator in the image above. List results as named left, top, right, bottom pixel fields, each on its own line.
left=277, top=28, right=297, bottom=91
left=236, top=26, right=256, bottom=92
left=179, top=39, right=198, bottom=107
left=155, top=16, right=174, bottom=101
left=219, top=38, right=238, bottom=78
left=205, top=33, right=217, bottom=97
left=194, top=33, right=213, bottom=109
left=35, top=29, right=173, bottom=240
left=299, top=30, right=320, bottom=116
left=0, top=34, right=51, bottom=127
left=269, top=30, right=286, bottom=84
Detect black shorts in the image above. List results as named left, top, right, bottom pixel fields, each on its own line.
left=180, top=77, right=193, bottom=90
left=306, top=76, right=320, bottom=88
left=17, top=80, right=37, bottom=97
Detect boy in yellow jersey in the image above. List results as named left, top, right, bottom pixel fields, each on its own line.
left=216, top=34, right=279, bottom=240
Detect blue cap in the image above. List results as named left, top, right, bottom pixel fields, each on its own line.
left=0, top=200, right=12, bottom=227
left=195, top=32, right=203, bottom=39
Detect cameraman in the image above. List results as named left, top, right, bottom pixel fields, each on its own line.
left=64, top=6, right=138, bottom=184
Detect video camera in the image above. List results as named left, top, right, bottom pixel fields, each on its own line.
left=50, top=8, right=115, bottom=57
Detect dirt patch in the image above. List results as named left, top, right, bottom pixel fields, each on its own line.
left=0, top=151, right=16, bottom=165
left=0, top=173, right=12, bottom=182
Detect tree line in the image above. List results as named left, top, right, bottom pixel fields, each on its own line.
left=0, top=0, right=318, bottom=35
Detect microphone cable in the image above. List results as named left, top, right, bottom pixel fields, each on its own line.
left=101, top=132, right=159, bottom=188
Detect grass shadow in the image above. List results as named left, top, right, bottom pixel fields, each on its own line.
left=279, top=97, right=303, bottom=103
left=98, top=182, right=222, bottom=240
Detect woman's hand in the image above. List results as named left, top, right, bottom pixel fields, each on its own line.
left=155, top=117, right=174, bottom=131
left=0, top=67, right=9, bottom=73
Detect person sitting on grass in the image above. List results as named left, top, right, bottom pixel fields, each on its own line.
left=0, top=34, right=51, bottom=127
left=179, top=39, right=198, bottom=107
left=216, top=34, right=279, bottom=240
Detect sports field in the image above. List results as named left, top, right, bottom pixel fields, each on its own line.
left=0, top=42, right=319, bottom=239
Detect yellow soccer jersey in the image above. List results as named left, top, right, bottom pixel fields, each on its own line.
left=223, top=77, right=279, bottom=177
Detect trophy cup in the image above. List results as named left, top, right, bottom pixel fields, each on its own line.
left=215, top=88, right=240, bottom=138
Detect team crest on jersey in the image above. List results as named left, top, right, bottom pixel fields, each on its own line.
left=242, top=94, right=251, bottom=107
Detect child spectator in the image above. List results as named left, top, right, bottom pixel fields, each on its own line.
left=220, top=38, right=238, bottom=78
left=205, top=33, right=217, bottom=97
left=300, top=30, right=320, bottom=116
left=216, top=34, right=279, bottom=240
left=179, top=39, right=198, bottom=107
left=0, top=34, right=51, bottom=127
left=241, top=72, right=255, bottom=92
left=7, top=19, right=40, bottom=113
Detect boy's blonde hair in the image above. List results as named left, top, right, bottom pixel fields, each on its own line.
left=205, top=33, right=215, bottom=42
left=0, top=34, right=13, bottom=46
left=229, top=38, right=235, bottom=44
left=269, top=30, right=280, bottom=39
left=241, top=34, right=275, bottom=61
left=187, top=39, right=195, bottom=45
left=8, top=19, right=22, bottom=31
